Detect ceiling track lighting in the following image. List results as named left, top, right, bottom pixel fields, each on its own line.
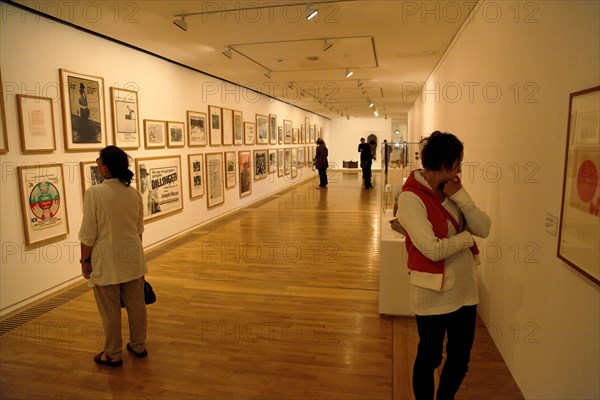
left=323, top=39, right=334, bottom=52
left=345, top=69, right=353, bottom=78
left=357, top=80, right=363, bottom=87
left=306, top=2, right=318, bottom=20
left=222, top=47, right=233, bottom=59
left=173, top=16, right=187, bottom=31
left=264, top=69, right=272, bottom=79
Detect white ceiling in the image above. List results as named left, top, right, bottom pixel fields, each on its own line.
left=12, top=0, right=476, bottom=124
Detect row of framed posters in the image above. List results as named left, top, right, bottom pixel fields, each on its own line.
left=3, top=68, right=320, bottom=153
left=19, top=146, right=313, bottom=244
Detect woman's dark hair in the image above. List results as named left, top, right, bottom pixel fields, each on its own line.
left=316, top=138, right=325, bottom=145
left=99, top=146, right=134, bottom=186
left=420, top=131, right=463, bottom=171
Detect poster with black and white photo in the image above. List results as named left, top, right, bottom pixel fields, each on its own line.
left=135, top=156, right=183, bottom=221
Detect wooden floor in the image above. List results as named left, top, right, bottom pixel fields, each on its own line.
left=0, top=171, right=524, bottom=400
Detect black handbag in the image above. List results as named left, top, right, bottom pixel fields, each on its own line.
left=120, top=280, right=156, bottom=308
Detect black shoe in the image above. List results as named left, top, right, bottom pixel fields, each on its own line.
left=126, top=343, right=148, bottom=358
left=94, top=351, right=123, bottom=367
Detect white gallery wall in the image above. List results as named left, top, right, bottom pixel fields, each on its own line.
left=408, top=1, right=599, bottom=398
left=0, top=5, right=327, bottom=314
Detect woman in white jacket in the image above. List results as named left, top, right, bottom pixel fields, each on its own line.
left=397, top=131, right=491, bottom=400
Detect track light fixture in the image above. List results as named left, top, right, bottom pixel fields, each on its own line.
left=323, top=39, right=334, bottom=52
left=368, top=99, right=374, bottom=108
left=264, top=69, right=272, bottom=79
left=357, top=80, right=363, bottom=87
left=222, top=47, right=233, bottom=59
left=173, top=16, right=187, bottom=31
left=306, top=2, right=318, bottom=20
left=345, top=69, right=353, bottom=78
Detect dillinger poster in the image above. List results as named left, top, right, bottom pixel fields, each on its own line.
left=137, top=156, right=183, bottom=221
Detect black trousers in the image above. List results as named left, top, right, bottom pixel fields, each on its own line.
left=362, top=166, right=372, bottom=188
left=317, top=167, right=328, bottom=187
left=413, top=305, right=477, bottom=400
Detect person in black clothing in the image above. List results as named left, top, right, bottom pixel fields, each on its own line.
left=358, top=138, right=367, bottom=153
left=361, top=140, right=377, bottom=190
left=314, top=138, right=329, bottom=188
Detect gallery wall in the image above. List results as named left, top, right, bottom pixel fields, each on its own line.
left=408, top=1, right=599, bottom=398
left=0, top=4, right=328, bottom=314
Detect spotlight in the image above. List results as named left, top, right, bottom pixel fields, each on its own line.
left=345, top=69, right=353, bottom=78
left=306, top=2, right=318, bottom=20
left=323, top=39, right=333, bottom=51
left=222, top=47, right=233, bottom=59
left=357, top=80, right=363, bottom=87
left=264, top=69, right=272, bottom=79
left=173, top=16, right=187, bottom=31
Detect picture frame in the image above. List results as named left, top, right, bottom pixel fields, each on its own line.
left=557, top=86, right=600, bottom=285
left=233, top=110, right=243, bottom=145
left=284, top=148, right=291, bottom=175
left=187, top=110, right=207, bottom=147
left=278, top=126, right=283, bottom=144
left=292, top=127, right=299, bottom=144
left=301, top=124, right=306, bottom=144
left=209, top=105, right=222, bottom=146
left=79, top=160, right=104, bottom=196
left=205, top=152, right=225, bottom=208
left=269, top=114, right=277, bottom=145
left=222, top=108, right=234, bottom=146
left=238, top=150, right=252, bottom=197
left=268, top=149, right=277, bottom=174
left=277, top=148, right=284, bottom=177
left=284, top=119, right=292, bottom=144
left=244, top=122, right=255, bottom=145
left=135, top=155, right=183, bottom=221
left=225, top=151, right=236, bottom=188
left=144, top=119, right=166, bottom=148
left=110, top=87, right=140, bottom=149
left=59, top=68, right=107, bottom=151
left=16, top=94, right=57, bottom=153
left=254, top=149, right=268, bottom=181
left=297, top=147, right=305, bottom=168
left=256, top=114, right=269, bottom=145
left=291, top=147, right=298, bottom=179
left=167, top=121, right=185, bottom=147
left=188, top=153, right=205, bottom=198
left=310, top=124, right=316, bottom=143
left=0, top=70, right=8, bottom=153
left=17, top=163, right=69, bottom=245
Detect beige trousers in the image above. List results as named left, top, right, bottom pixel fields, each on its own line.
left=93, top=276, right=147, bottom=359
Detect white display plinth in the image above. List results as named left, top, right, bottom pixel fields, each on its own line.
left=379, top=209, right=412, bottom=316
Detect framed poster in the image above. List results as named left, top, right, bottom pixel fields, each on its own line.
left=557, top=86, right=600, bottom=285
left=110, top=87, right=139, bottom=149
left=144, top=119, right=166, bottom=148
left=225, top=151, right=236, bottom=188
left=244, top=122, right=255, bottom=145
left=292, top=127, right=299, bottom=144
left=17, top=164, right=69, bottom=245
left=0, top=70, right=8, bottom=153
left=206, top=152, right=225, bottom=208
left=278, top=126, right=283, bottom=145
left=16, top=94, right=56, bottom=153
left=233, top=110, right=243, bottom=145
left=291, top=147, right=298, bottom=179
left=188, top=153, right=205, bottom=198
left=167, top=121, right=185, bottom=147
left=256, top=114, right=269, bottom=145
left=135, top=155, right=183, bottom=221
left=209, top=105, right=222, bottom=146
left=187, top=110, right=207, bottom=147
left=284, top=119, right=292, bottom=144
left=222, top=108, right=234, bottom=146
left=59, top=69, right=107, bottom=151
left=277, top=148, right=284, bottom=177
left=238, top=150, right=252, bottom=197
left=297, top=147, right=305, bottom=168
left=309, top=124, right=316, bottom=143
left=269, top=114, right=277, bottom=145
left=79, top=160, right=104, bottom=196
left=284, top=148, right=291, bottom=175
left=268, top=149, right=277, bottom=173
left=301, top=124, right=306, bottom=144
left=254, top=149, right=267, bottom=181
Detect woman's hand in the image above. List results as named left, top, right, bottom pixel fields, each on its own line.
left=81, top=262, right=92, bottom=279
left=443, top=177, right=462, bottom=197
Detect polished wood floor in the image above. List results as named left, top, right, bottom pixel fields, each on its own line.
left=0, top=170, right=524, bottom=400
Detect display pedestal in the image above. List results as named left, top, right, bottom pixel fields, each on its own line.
left=379, top=209, right=412, bottom=316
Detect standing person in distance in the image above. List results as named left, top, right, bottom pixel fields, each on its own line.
left=397, top=131, right=491, bottom=400
left=361, top=140, right=377, bottom=190
left=314, top=138, right=329, bottom=189
left=358, top=138, right=367, bottom=187
left=79, top=145, right=149, bottom=368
